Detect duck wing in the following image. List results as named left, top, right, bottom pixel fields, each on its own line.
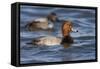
left=32, top=36, right=61, bottom=46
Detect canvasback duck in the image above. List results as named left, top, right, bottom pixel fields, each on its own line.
left=31, top=20, right=78, bottom=46
left=26, top=12, right=58, bottom=31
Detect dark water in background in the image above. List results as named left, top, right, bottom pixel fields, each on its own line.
left=20, top=5, right=96, bottom=64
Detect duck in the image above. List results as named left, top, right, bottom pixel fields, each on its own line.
left=26, top=12, right=59, bottom=31
left=31, top=20, right=78, bottom=46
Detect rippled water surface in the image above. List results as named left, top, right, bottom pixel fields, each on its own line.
left=20, top=5, right=96, bottom=64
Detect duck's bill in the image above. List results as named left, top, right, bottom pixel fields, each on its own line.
left=72, top=28, right=78, bottom=32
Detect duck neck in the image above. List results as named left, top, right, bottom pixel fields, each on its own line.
left=62, top=30, right=71, bottom=37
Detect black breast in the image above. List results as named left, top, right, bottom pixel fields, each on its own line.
left=61, top=36, right=74, bottom=44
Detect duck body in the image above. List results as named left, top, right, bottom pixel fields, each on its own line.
left=32, top=35, right=73, bottom=46
left=26, top=13, right=57, bottom=31
left=32, top=36, right=61, bottom=46
left=27, top=18, right=52, bottom=31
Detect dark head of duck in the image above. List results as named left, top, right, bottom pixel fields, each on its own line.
left=61, top=21, right=76, bottom=44
left=47, top=12, right=59, bottom=22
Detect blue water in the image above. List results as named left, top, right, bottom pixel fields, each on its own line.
left=20, top=5, right=96, bottom=64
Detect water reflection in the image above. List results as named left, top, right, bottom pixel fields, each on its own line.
left=63, top=43, right=71, bottom=48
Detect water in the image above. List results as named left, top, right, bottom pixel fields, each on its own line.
left=20, top=5, right=96, bottom=64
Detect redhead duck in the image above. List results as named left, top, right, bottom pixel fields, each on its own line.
left=31, top=20, right=78, bottom=46
left=26, top=13, right=58, bottom=31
